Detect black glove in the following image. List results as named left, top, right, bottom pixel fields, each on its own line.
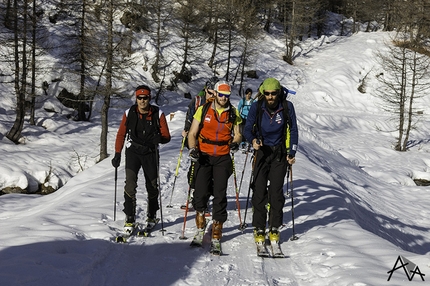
left=229, top=142, right=239, bottom=153
left=189, top=148, right=200, bottom=162
left=152, top=133, right=162, bottom=145
left=111, top=152, right=121, bottom=168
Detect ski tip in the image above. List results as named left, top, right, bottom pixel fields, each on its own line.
left=137, top=231, right=149, bottom=237
left=115, top=236, right=127, bottom=243
left=272, top=254, right=286, bottom=258
left=190, top=242, right=203, bottom=247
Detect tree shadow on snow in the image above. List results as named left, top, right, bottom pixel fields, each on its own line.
left=0, top=238, right=210, bottom=286
left=283, top=178, right=430, bottom=255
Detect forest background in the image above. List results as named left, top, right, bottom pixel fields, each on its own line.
left=1, top=0, right=430, bottom=193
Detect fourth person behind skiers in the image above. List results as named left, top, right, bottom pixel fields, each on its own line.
left=187, top=81, right=242, bottom=253
left=243, top=77, right=298, bottom=251
left=111, top=85, right=171, bottom=234
left=237, top=87, right=254, bottom=149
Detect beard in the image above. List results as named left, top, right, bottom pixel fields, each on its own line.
left=215, top=96, right=229, bottom=108
left=265, top=96, right=279, bottom=110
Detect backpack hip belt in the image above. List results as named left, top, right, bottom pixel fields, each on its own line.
left=200, top=136, right=230, bottom=146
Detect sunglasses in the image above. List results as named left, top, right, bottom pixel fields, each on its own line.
left=217, top=92, right=230, bottom=98
left=137, top=96, right=150, bottom=101
left=206, top=90, right=214, bottom=96
left=264, top=91, right=278, bottom=96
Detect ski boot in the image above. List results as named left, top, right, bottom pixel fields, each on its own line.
left=124, top=215, right=136, bottom=235
left=269, top=227, right=280, bottom=243
left=210, top=220, right=223, bottom=255
left=254, top=228, right=265, bottom=243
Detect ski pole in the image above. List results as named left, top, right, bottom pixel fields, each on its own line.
left=167, top=136, right=186, bottom=208
left=239, top=150, right=256, bottom=231
left=231, top=153, right=243, bottom=227
left=285, top=165, right=290, bottom=197
left=180, top=162, right=195, bottom=240
left=155, top=147, right=166, bottom=235
left=290, top=165, right=298, bottom=241
left=237, top=144, right=251, bottom=194
left=114, top=166, right=118, bottom=221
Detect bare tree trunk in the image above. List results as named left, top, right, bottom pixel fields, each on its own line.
left=402, top=51, right=417, bottom=151
left=236, top=44, right=247, bottom=95
left=100, top=0, right=114, bottom=161
left=284, top=0, right=295, bottom=65
left=150, top=0, right=164, bottom=83
left=225, top=17, right=233, bottom=81
left=208, top=29, right=218, bottom=68
left=29, top=0, right=37, bottom=125
left=5, top=0, right=13, bottom=29
left=77, top=0, right=88, bottom=121
left=180, top=21, right=189, bottom=75
left=7, top=0, right=26, bottom=143
left=263, top=7, right=271, bottom=32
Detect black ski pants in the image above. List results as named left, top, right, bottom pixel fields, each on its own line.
left=192, top=153, right=232, bottom=223
left=252, top=145, right=288, bottom=230
left=123, top=145, right=159, bottom=218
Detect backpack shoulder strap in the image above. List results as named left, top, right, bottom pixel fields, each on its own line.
left=282, top=100, right=292, bottom=128
left=256, top=100, right=263, bottom=136
left=199, top=101, right=236, bottom=131
left=151, top=105, right=161, bottom=130
left=199, top=101, right=212, bottom=131
left=229, top=103, right=237, bottom=124
left=125, top=104, right=138, bottom=129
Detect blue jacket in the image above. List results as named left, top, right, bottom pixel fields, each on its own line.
left=244, top=100, right=298, bottom=156
left=237, top=98, right=254, bottom=120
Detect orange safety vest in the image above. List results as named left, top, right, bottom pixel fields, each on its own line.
left=198, top=104, right=234, bottom=156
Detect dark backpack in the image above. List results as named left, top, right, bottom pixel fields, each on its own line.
left=125, top=104, right=161, bottom=143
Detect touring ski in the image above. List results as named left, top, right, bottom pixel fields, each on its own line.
left=190, top=219, right=209, bottom=247
left=209, top=239, right=222, bottom=255
left=137, top=218, right=160, bottom=237
left=190, top=228, right=206, bottom=247
left=256, top=241, right=270, bottom=257
left=115, top=223, right=139, bottom=243
left=270, top=241, right=285, bottom=258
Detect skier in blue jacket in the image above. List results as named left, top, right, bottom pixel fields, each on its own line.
left=237, top=88, right=254, bottom=147
left=243, top=77, right=298, bottom=246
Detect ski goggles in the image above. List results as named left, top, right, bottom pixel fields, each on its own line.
left=217, top=92, right=230, bottom=98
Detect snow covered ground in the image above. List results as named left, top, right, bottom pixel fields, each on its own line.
left=1, top=31, right=430, bottom=285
